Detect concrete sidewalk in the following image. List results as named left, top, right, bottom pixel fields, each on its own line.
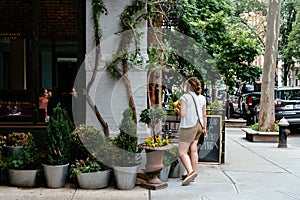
left=1, top=128, right=300, bottom=200
left=152, top=128, right=300, bottom=200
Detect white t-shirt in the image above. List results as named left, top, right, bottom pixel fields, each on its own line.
left=179, top=92, right=206, bottom=128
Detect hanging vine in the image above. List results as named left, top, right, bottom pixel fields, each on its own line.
left=106, top=0, right=176, bottom=123
left=85, top=0, right=109, bottom=136
left=87, top=0, right=175, bottom=132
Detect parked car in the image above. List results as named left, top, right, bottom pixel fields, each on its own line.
left=275, top=86, right=300, bottom=133
left=228, top=82, right=261, bottom=124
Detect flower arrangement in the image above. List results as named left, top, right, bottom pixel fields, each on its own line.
left=6, top=132, right=29, bottom=147
left=139, top=107, right=168, bottom=147
left=144, top=135, right=169, bottom=147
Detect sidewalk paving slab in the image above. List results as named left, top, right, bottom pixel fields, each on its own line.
left=151, top=128, right=300, bottom=200
left=1, top=127, right=300, bottom=200
left=0, top=184, right=149, bottom=200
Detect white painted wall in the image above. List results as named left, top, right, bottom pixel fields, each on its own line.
left=85, top=0, right=149, bottom=138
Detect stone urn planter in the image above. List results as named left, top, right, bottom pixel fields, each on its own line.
left=138, top=144, right=171, bottom=190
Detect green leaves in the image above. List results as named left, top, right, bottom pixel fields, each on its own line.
left=172, top=0, right=263, bottom=87
left=284, top=2, right=300, bottom=64
left=45, top=103, right=73, bottom=165
left=1, top=133, right=41, bottom=170
left=70, top=158, right=102, bottom=177
left=111, top=108, right=140, bottom=166
left=139, top=107, right=166, bottom=125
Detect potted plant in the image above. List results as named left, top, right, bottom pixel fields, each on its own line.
left=69, top=124, right=111, bottom=189
left=42, top=103, right=73, bottom=188
left=139, top=106, right=167, bottom=139
left=70, top=158, right=110, bottom=189
left=0, top=135, right=6, bottom=183
left=207, top=99, right=224, bottom=115
left=110, top=108, right=141, bottom=190
left=0, top=135, right=5, bottom=160
left=1, top=133, right=41, bottom=187
left=167, top=144, right=186, bottom=178
left=5, top=132, right=29, bottom=157
left=159, top=143, right=179, bottom=182
left=139, top=106, right=170, bottom=189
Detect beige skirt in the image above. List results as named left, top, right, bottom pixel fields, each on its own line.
left=179, top=121, right=203, bottom=143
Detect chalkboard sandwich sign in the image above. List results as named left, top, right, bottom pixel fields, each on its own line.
left=198, top=115, right=223, bottom=164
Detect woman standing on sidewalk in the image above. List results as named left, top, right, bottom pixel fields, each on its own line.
left=177, top=77, right=207, bottom=186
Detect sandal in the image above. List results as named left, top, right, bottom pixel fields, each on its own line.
left=182, top=171, right=197, bottom=186
left=181, top=174, right=195, bottom=182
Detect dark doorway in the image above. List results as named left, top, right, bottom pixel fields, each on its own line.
left=57, top=58, right=77, bottom=93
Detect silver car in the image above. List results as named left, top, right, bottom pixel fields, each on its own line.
left=275, top=86, right=300, bottom=133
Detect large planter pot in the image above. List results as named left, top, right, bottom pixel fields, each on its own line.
left=42, top=163, right=69, bottom=188
left=0, top=168, right=7, bottom=184
left=76, top=170, right=110, bottom=189
left=159, top=165, right=171, bottom=182
left=113, top=165, right=139, bottom=190
left=8, top=169, right=39, bottom=187
left=139, top=144, right=171, bottom=184
left=5, top=146, right=23, bottom=157
left=169, top=158, right=186, bottom=178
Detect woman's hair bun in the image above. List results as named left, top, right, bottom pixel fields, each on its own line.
left=187, top=77, right=201, bottom=95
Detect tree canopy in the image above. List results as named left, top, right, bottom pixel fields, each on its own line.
left=284, top=1, right=300, bottom=76
left=279, top=0, right=298, bottom=85
left=169, top=0, right=264, bottom=90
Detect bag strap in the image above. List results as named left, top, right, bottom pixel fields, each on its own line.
left=188, top=93, right=203, bottom=129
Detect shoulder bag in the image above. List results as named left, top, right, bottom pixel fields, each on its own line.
left=188, top=93, right=205, bottom=145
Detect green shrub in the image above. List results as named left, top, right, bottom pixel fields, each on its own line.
left=251, top=123, right=279, bottom=132
left=70, top=124, right=110, bottom=177
left=111, top=108, right=140, bottom=166
left=44, top=103, right=73, bottom=165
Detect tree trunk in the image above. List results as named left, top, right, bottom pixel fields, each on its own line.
left=122, top=59, right=137, bottom=124
left=282, top=56, right=292, bottom=86
left=86, top=45, right=110, bottom=137
left=148, top=70, right=156, bottom=107
left=259, top=0, right=281, bottom=131
left=147, top=5, right=163, bottom=108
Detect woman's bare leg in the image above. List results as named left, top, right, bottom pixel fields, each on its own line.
left=178, top=141, right=193, bottom=175
left=190, top=140, right=199, bottom=171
